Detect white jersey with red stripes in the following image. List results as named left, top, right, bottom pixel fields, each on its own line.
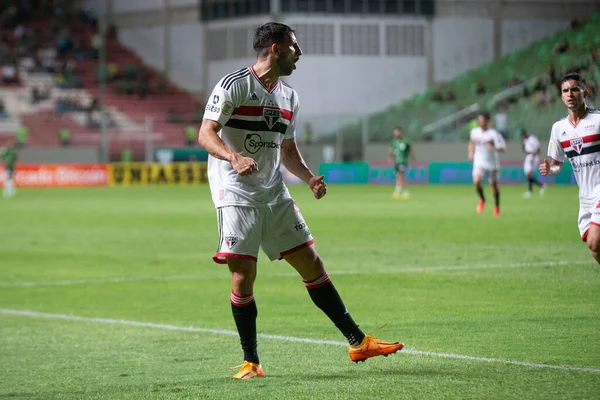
left=203, top=67, right=298, bottom=208
left=470, top=127, right=505, bottom=170
left=548, top=108, right=600, bottom=201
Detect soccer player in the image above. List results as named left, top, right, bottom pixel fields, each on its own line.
left=540, top=72, right=600, bottom=264
left=521, top=129, right=546, bottom=198
left=468, top=111, right=506, bottom=216
left=198, top=22, right=404, bottom=380
left=1, top=138, right=17, bottom=198
left=388, top=127, right=413, bottom=199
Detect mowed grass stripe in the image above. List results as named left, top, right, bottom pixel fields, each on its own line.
left=0, top=259, right=592, bottom=288
left=1, top=308, right=599, bottom=374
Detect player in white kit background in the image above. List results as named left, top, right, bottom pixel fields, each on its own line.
left=198, top=22, right=404, bottom=380
left=520, top=129, right=546, bottom=198
left=540, top=73, right=600, bottom=264
left=468, top=111, right=506, bottom=216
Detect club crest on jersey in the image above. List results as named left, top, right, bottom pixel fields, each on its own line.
left=263, top=107, right=280, bottom=129
left=224, top=234, right=238, bottom=249
left=570, top=137, right=583, bottom=154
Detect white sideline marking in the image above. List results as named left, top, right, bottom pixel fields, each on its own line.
left=0, top=260, right=591, bottom=288
left=1, top=308, right=599, bottom=374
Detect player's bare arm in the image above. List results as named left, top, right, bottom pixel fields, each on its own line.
left=198, top=119, right=258, bottom=176
left=539, top=158, right=563, bottom=176
left=281, top=138, right=326, bottom=199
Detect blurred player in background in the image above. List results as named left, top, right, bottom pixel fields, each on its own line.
left=388, top=127, right=413, bottom=199
left=468, top=111, right=506, bottom=216
left=198, top=22, right=404, bottom=380
left=1, top=138, right=17, bottom=198
left=540, top=73, right=600, bottom=264
left=521, top=128, right=546, bottom=198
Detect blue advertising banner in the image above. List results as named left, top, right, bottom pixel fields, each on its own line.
left=318, top=161, right=576, bottom=184
left=318, top=162, right=369, bottom=184
left=368, top=162, right=428, bottom=184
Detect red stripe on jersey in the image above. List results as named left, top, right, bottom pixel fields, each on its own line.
left=233, top=105, right=294, bottom=121
left=560, top=133, right=600, bottom=149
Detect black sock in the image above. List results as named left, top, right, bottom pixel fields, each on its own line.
left=231, top=291, right=259, bottom=364
left=494, top=191, right=500, bottom=207
left=304, top=272, right=365, bottom=346
left=476, top=186, right=485, bottom=201
left=528, top=179, right=533, bottom=192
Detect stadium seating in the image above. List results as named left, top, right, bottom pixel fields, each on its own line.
left=330, top=11, right=600, bottom=149
left=1, top=16, right=201, bottom=159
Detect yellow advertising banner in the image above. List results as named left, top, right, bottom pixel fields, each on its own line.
left=110, top=162, right=208, bottom=185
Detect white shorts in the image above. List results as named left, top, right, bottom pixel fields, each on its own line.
left=213, top=200, right=314, bottom=264
left=472, top=165, right=498, bottom=182
left=579, top=196, right=600, bottom=241
left=524, top=154, right=539, bottom=176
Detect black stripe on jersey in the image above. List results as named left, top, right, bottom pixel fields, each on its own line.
left=589, top=108, right=600, bottom=114
left=225, top=119, right=288, bottom=135
left=281, top=80, right=293, bottom=89
left=221, top=68, right=246, bottom=88
left=223, top=71, right=250, bottom=91
left=566, top=143, right=600, bottom=158
left=222, top=69, right=250, bottom=90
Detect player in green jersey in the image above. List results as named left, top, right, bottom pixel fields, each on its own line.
left=388, top=127, right=413, bottom=199
left=1, top=138, right=17, bottom=197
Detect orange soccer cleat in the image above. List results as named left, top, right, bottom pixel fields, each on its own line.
left=476, top=200, right=485, bottom=214
left=348, top=325, right=404, bottom=363
left=229, top=361, right=264, bottom=380
left=493, top=206, right=500, bottom=217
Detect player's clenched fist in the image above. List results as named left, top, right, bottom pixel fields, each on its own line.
left=539, top=159, right=550, bottom=176
left=231, top=153, right=258, bottom=176
left=309, top=175, right=327, bottom=199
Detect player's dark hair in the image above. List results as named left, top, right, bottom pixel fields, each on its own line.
left=560, top=72, right=586, bottom=88
left=253, top=23, right=295, bottom=56
left=478, top=111, right=490, bottom=120
left=394, top=126, right=402, bottom=131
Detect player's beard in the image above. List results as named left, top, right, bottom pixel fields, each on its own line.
left=278, top=57, right=295, bottom=76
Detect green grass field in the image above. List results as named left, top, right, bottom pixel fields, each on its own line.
left=1, top=184, right=599, bottom=399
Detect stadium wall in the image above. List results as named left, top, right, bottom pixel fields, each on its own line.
left=17, top=147, right=101, bottom=164
left=364, top=141, right=548, bottom=163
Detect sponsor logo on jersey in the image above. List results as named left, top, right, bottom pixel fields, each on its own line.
left=571, top=158, right=600, bottom=172
left=224, top=234, right=238, bottom=249
left=212, top=94, right=220, bottom=104
left=244, top=133, right=280, bottom=154
left=205, top=104, right=220, bottom=113
left=263, top=107, right=280, bottom=129
left=294, top=221, right=306, bottom=231
left=561, top=131, right=567, bottom=137
left=250, top=93, right=259, bottom=101
left=570, top=137, right=583, bottom=154
left=585, top=124, right=596, bottom=132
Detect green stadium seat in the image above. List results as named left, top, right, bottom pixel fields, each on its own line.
left=322, top=12, right=600, bottom=146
